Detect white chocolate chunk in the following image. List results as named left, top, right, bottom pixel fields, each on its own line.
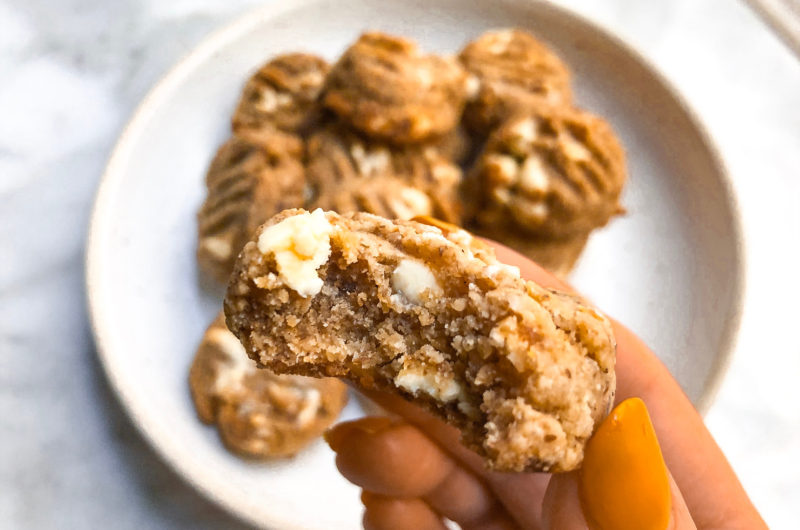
left=257, top=209, right=334, bottom=297
left=395, top=366, right=461, bottom=402
left=350, top=142, right=390, bottom=176
left=518, top=156, right=550, bottom=193
left=207, top=327, right=256, bottom=393
left=200, top=236, right=232, bottom=259
left=562, top=133, right=592, bottom=161
left=391, top=187, right=432, bottom=219
left=391, top=259, right=441, bottom=304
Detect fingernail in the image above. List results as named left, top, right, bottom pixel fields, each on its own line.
left=324, top=417, right=394, bottom=452
left=578, top=397, right=671, bottom=530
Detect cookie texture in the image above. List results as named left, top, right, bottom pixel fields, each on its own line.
left=232, top=53, right=329, bottom=135
left=189, top=313, right=348, bottom=458
left=471, top=106, right=626, bottom=241
left=225, top=209, right=616, bottom=472
left=197, top=128, right=306, bottom=284
left=305, top=125, right=463, bottom=224
left=460, top=29, right=572, bottom=131
left=322, top=32, right=468, bottom=144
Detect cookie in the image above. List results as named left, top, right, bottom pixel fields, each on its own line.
left=459, top=29, right=572, bottom=132
left=224, top=209, right=616, bottom=472
left=197, top=128, right=306, bottom=285
left=322, top=32, right=469, bottom=144
left=189, top=313, right=348, bottom=458
left=232, top=53, right=329, bottom=135
left=471, top=106, right=626, bottom=242
left=304, top=124, right=463, bottom=224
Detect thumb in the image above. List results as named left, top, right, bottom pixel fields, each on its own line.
left=541, top=398, right=696, bottom=530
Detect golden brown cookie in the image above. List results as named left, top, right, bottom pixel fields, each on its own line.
left=470, top=106, right=626, bottom=242
left=322, top=32, right=469, bottom=144
left=224, top=209, right=616, bottom=472
left=460, top=29, right=572, bottom=132
left=304, top=124, right=463, bottom=224
left=197, top=128, right=306, bottom=285
left=232, top=53, right=329, bottom=135
left=189, top=313, right=349, bottom=459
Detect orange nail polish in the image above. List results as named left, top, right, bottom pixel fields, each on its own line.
left=324, top=417, right=394, bottom=452
left=578, top=398, right=671, bottom=530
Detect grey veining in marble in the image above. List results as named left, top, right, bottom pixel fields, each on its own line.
left=1, top=0, right=798, bottom=528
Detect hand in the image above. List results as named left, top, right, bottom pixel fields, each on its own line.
left=324, top=242, right=766, bottom=529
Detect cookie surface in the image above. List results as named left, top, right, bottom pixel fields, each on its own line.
left=232, top=53, right=329, bottom=135
left=322, top=32, right=468, bottom=144
left=460, top=29, right=572, bottom=131
left=224, top=209, right=616, bottom=472
left=471, top=106, right=626, bottom=241
left=189, top=313, right=348, bottom=458
left=304, top=124, right=463, bottom=224
left=197, top=128, right=306, bottom=285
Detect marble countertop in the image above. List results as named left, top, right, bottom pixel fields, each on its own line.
left=1, top=0, right=798, bottom=528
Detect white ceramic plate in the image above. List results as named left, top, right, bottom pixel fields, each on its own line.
left=86, top=0, right=744, bottom=528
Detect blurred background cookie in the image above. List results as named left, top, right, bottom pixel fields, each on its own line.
left=232, top=53, right=329, bottom=135
left=322, top=32, right=469, bottom=144
left=467, top=105, right=626, bottom=274
left=197, top=128, right=306, bottom=285
left=189, top=313, right=348, bottom=459
left=304, top=124, right=463, bottom=224
left=459, top=28, right=572, bottom=132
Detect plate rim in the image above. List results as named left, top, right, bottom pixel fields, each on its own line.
left=85, top=0, right=746, bottom=527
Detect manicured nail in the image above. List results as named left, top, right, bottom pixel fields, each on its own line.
left=324, top=417, right=394, bottom=452
left=578, top=398, right=671, bottom=530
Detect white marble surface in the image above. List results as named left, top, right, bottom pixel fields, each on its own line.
left=0, top=0, right=798, bottom=528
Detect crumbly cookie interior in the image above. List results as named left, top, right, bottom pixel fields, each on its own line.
left=226, top=210, right=615, bottom=471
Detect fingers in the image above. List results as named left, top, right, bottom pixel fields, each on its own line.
left=541, top=398, right=697, bottom=530
left=326, top=417, right=517, bottom=529
left=359, top=389, right=551, bottom=529
left=325, top=417, right=455, bottom=498
left=361, top=492, right=447, bottom=530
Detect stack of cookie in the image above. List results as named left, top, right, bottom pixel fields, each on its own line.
left=197, top=29, right=627, bottom=285
left=191, top=29, right=627, bottom=459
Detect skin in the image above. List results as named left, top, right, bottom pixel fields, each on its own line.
left=324, top=242, right=767, bottom=529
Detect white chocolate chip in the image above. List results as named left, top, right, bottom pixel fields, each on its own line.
left=562, top=133, right=592, bottom=161
left=395, top=366, right=461, bottom=402
left=518, top=156, right=550, bottom=193
left=207, top=327, right=256, bottom=393
left=350, top=142, right=390, bottom=176
left=485, top=154, right=519, bottom=185
left=257, top=209, right=334, bottom=297
left=200, top=236, right=232, bottom=260
left=391, top=259, right=441, bottom=304
left=255, top=87, right=291, bottom=113
left=390, top=187, right=432, bottom=219
left=510, top=118, right=538, bottom=145
left=294, top=388, right=321, bottom=427
left=465, top=74, right=481, bottom=99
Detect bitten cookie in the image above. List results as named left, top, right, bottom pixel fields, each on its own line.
left=322, top=32, right=469, bottom=144
left=471, top=106, right=626, bottom=241
left=224, top=209, right=616, bottom=472
left=232, top=53, right=329, bottom=135
left=459, top=29, right=572, bottom=132
left=197, top=128, right=306, bottom=285
left=304, top=125, right=463, bottom=224
left=189, top=313, right=348, bottom=458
